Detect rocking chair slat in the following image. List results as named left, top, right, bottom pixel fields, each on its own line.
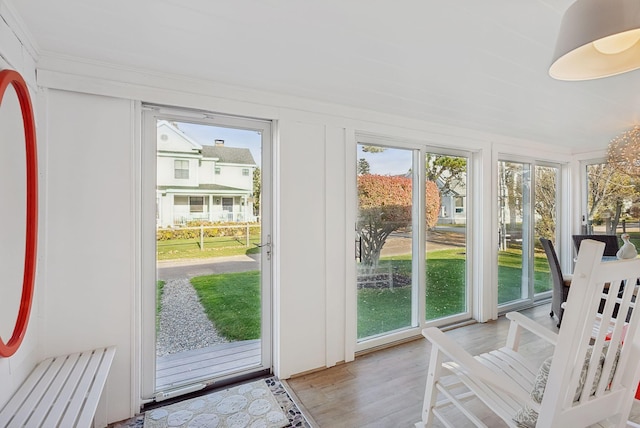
left=446, top=362, right=523, bottom=426
left=477, top=349, right=536, bottom=390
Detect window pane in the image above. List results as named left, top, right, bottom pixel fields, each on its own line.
left=356, top=145, right=413, bottom=340
left=174, top=159, right=189, bottom=179
left=533, top=165, right=558, bottom=295
left=190, top=196, right=204, bottom=213
left=426, top=153, right=467, bottom=321
left=498, top=161, right=531, bottom=305
left=586, top=163, right=637, bottom=237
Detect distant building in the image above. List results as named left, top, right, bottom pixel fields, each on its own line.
left=437, top=177, right=466, bottom=225
left=156, top=120, right=257, bottom=227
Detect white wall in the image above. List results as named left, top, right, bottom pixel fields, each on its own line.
left=278, top=121, right=328, bottom=376
left=0, top=2, right=41, bottom=411
left=42, top=89, right=134, bottom=422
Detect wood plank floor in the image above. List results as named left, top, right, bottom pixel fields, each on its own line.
left=156, top=339, right=261, bottom=391
left=285, top=304, right=561, bottom=428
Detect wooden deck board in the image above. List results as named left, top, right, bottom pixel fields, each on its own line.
left=156, top=340, right=261, bottom=391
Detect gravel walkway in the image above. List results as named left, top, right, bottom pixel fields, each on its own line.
left=156, top=278, right=228, bottom=357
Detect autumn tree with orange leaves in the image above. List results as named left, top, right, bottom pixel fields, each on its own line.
left=357, top=174, right=440, bottom=267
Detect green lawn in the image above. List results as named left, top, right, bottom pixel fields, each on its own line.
left=190, top=271, right=261, bottom=341
left=357, top=249, right=467, bottom=338
left=357, top=248, right=551, bottom=339
left=157, top=235, right=261, bottom=260
left=182, top=248, right=552, bottom=342
left=156, top=280, right=165, bottom=330
left=497, top=249, right=552, bottom=304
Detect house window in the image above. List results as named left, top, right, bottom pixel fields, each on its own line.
left=242, top=168, right=250, bottom=176
left=190, top=196, right=204, bottom=213
left=215, top=167, right=221, bottom=175
left=174, top=160, right=189, bottom=179
left=455, top=196, right=464, bottom=213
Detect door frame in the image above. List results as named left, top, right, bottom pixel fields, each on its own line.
left=139, top=104, right=273, bottom=401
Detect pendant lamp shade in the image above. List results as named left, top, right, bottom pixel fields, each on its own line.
left=549, top=0, right=640, bottom=80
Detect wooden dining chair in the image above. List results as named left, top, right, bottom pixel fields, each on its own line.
left=540, top=237, right=572, bottom=327
left=573, top=234, right=620, bottom=258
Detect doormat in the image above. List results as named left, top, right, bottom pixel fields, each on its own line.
left=144, top=378, right=290, bottom=428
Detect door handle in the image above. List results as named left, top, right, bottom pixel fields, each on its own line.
left=254, top=234, right=272, bottom=260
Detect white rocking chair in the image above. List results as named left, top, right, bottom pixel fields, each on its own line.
left=416, top=240, right=640, bottom=428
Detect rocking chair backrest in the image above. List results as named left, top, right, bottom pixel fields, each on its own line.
left=538, top=239, right=640, bottom=427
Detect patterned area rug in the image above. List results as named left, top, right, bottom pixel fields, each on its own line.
left=120, top=377, right=311, bottom=428
left=144, top=379, right=286, bottom=428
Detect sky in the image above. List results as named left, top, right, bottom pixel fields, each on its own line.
left=176, top=121, right=262, bottom=165
left=357, top=144, right=412, bottom=176
left=174, top=122, right=412, bottom=175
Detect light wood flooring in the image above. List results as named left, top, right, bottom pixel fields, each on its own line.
left=286, top=304, right=560, bottom=428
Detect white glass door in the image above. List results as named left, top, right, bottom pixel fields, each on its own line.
left=141, top=106, right=272, bottom=401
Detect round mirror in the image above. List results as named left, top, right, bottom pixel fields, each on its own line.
left=0, top=70, right=37, bottom=358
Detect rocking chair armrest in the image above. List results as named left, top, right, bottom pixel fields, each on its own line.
left=421, top=327, right=533, bottom=405
left=506, top=311, right=558, bottom=346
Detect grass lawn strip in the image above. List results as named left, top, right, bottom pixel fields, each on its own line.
left=191, top=271, right=261, bottom=341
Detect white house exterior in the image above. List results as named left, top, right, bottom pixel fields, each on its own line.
left=156, top=120, right=257, bottom=226
left=438, top=183, right=466, bottom=225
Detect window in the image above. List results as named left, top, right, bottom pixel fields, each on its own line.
left=190, top=196, right=204, bottom=213
left=215, top=167, right=221, bottom=175
left=583, top=160, right=638, bottom=240
left=174, top=160, right=189, bottom=179
left=455, top=196, right=464, bottom=213
left=355, top=141, right=471, bottom=350
left=497, top=160, right=559, bottom=309
left=356, top=145, right=414, bottom=340
left=242, top=168, right=250, bottom=176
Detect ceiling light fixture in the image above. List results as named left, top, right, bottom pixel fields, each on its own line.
left=607, top=126, right=640, bottom=176
left=549, top=0, right=640, bottom=80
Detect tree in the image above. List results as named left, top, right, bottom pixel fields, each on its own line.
left=357, top=174, right=440, bottom=268
left=252, top=167, right=261, bottom=216
left=535, top=166, right=557, bottom=240
left=425, top=154, right=467, bottom=195
left=587, top=163, right=638, bottom=233
left=357, top=158, right=370, bottom=175
left=361, top=145, right=385, bottom=153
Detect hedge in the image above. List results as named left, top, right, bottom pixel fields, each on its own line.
left=157, top=222, right=261, bottom=241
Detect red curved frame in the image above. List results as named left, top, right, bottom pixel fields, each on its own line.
left=0, top=70, right=38, bottom=357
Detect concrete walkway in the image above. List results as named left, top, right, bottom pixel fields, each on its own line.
left=157, top=254, right=260, bottom=281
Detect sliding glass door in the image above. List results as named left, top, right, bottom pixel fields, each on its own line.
left=355, top=139, right=470, bottom=348
left=425, top=153, right=468, bottom=322
left=498, top=160, right=559, bottom=309
left=356, top=145, right=415, bottom=340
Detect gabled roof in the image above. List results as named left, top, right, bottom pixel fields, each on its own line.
left=157, top=120, right=203, bottom=152
left=202, top=145, right=256, bottom=166
left=157, top=121, right=257, bottom=165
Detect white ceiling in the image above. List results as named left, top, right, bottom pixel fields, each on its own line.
left=7, top=0, right=640, bottom=152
